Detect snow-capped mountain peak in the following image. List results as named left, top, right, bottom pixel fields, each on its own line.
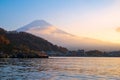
left=17, top=20, right=52, bottom=32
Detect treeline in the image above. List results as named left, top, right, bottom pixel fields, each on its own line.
left=0, top=28, right=68, bottom=58
left=64, top=50, right=120, bottom=57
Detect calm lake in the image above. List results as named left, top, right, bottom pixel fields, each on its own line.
left=0, top=57, right=120, bottom=80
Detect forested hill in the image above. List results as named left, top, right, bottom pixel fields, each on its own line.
left=0, top=28, right=68, bottom=58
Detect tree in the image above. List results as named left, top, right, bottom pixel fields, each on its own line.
left=0, top=35, right=10, bottom=45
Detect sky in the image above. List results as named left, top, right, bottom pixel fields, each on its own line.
left=0, top=0, right=120, bottom=44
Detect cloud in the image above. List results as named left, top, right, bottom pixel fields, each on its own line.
left=116, top=27, right=120, bottom=32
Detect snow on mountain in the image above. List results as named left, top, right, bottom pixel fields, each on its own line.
left=17, top=20, right=52, bottom=31
left=17, top=20, right=120, bottom=51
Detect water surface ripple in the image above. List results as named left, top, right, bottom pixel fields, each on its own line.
left=0, top=57, right=120, bottom=80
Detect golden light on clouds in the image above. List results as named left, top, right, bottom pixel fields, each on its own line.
left=116, top=27, right=120, bottom=32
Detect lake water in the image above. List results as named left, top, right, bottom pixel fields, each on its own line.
left=0, top=57, right=120, bottom=80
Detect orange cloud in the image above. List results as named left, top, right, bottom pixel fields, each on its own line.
left=116, top=27, right=120, bottom=32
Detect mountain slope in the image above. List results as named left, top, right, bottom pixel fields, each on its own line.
left=0, top=28, right=68, bottom=58
left=17, top=20, right=120, bottom=51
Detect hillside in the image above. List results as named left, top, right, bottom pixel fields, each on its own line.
left=0, top=28, right=68, bottom=58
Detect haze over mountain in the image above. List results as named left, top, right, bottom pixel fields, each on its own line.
left=17, top=20, right=120, bottom=51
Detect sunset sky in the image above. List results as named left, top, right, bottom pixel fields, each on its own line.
left=0, top=0, right=120, bottom=44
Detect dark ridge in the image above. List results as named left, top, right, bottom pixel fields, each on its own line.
left=0, top=27, right=68, bottom=58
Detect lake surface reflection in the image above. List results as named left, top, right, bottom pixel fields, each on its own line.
left=0, top=57, right=120, bottom=80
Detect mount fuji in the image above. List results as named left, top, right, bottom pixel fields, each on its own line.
left=17, top=20, right=120, bottom=51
